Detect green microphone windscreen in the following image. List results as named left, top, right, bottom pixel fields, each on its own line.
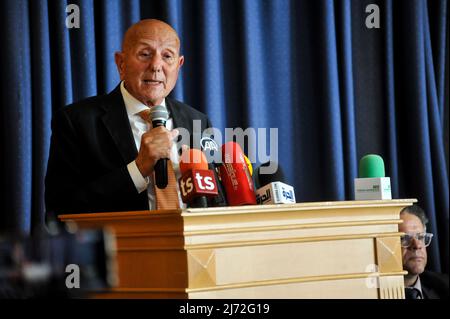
left=359, top=154, right=385, bottom=178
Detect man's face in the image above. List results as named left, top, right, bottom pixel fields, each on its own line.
left=115, top=23, right=184, bottom=106
left=399, top=213, right=428, bottom=276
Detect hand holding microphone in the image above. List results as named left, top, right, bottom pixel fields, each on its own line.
left=135, top=105, right=179, bottom=188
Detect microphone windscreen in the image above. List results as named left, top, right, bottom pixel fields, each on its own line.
left=222, top=141, right=246, bottom=164
left=180, top=148, right=209, bottom=174
left=255, top=161, right=285, bottom=188
left=149, top=105, right=169, bottom=122
left=220, top=142, right=256, bottom=206
left=359, top=154, right=385, bottom=178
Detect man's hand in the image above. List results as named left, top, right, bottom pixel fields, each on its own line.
left=135, top=127, right=179, bottom=177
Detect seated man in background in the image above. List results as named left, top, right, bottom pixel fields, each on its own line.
left=399, top=204, right=449, bottom=299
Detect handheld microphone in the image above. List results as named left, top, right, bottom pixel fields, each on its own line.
left=354, top=154, right=392, bottom=200
left=254, top=162, right=296, bottom=205
left=219, top=142, right=257, bottom=206
left=179, top=149, right=219, bottom=208
left=150, top=105, right=169, bottom=189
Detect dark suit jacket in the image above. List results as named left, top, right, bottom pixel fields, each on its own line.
left=420, top=271, right=449, bottom=299
left=45, top=85, right=227, bottom=216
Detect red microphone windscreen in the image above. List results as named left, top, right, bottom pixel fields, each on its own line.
left=222, top=141, right=246, bottom=164
left=179, top=148, right=208, bottom=174
left=220, top=142, right=256, bottom=206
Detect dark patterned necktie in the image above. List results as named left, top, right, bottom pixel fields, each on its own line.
left=405, top=287, right=421, bottom=299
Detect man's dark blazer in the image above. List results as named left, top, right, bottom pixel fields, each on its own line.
left=45, top=85, right=227, bottom=216
left=420, top=271, right=449, bottom=299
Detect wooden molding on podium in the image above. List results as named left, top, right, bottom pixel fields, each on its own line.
left=58, top=199, right=415, bottom=299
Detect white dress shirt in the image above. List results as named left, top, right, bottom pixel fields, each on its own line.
left=120, top=81, right=185, bottom=209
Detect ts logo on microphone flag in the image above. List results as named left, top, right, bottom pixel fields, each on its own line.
left=179, top=169, right=218, bottom=203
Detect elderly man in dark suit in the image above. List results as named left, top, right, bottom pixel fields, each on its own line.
left=45, top=19, right=225, bottom=216
left=399, top=204, right=449, bottom=299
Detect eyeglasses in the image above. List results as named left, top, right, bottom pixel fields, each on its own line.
left=400, top=232, right=433, bottom=248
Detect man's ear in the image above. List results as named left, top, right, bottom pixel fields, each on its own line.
left=114, top=52, right=125, bottom=80
left=178, top=55, right=185, bottom=68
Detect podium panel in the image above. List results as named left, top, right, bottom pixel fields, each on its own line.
left=59, top=199, right=414, bottom=298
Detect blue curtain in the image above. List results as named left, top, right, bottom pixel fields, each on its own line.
left=0, top=0, right=448, bottom=273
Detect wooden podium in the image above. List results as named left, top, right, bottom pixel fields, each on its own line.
left=59, top=199, right=414, bottom=299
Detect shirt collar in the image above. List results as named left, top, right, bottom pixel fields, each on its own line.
left=120, top=81, right=167, bottom=117
left=413, top=276, right=424, bottom=298
left=406, top=275, right=424, bottom=299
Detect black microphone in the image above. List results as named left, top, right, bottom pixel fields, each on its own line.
left=254, top=161, right=286, bottom=189
left=150, top=105, right=170, bottom=189
left=199, top=135, right=228, bottom=207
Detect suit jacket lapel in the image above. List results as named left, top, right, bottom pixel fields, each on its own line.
left=421, top=284, right=439, bottom=299
left=166, top=98, right=192, bottom=133
left=101, top=86, right=138, bottom=164
left=166, top=98, right=196, bottom=150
